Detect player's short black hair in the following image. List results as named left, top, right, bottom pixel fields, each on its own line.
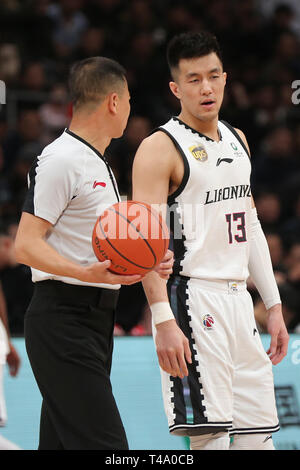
left=167, top=31, right=223, bottom=79
left=69, top=56, right=127, bottom=110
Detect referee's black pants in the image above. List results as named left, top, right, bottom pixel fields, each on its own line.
left=24, top=280, right=128, bottom=450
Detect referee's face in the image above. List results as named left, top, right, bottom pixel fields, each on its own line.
left=116, top=82, right=131, bottom=138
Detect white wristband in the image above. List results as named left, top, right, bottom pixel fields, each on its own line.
left=150, top=302, right=175, bottom=326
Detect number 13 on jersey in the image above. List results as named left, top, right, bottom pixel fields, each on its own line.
left=225, top=212, right=247, bottom=244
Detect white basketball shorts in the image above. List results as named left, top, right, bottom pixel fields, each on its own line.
left=154, top=276, right=280, bottom=437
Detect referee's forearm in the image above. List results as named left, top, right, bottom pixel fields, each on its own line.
left=15, top=237, right=85, bottom=281
left=15, top=211, right=86, bottom=281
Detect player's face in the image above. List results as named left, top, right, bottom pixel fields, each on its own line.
left=170, top=53, right=227, bottom=123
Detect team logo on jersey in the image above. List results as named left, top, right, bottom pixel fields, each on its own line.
left=189, top=144, right=208, bottom=162
left=230, top=142, right=244, bottom=157
left=216, top=157, right=233, bottom=166
left=202, top=314, right=215, bottom=330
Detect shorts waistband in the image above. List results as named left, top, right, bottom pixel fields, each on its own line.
left=34, top=280, right=119, bottom=309
left=192, top=278, right=247, bottom=294
left=170, top=276, right=247, bottom=294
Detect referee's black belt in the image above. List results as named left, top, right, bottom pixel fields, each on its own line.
left=34, top=280, right=119, bottom=310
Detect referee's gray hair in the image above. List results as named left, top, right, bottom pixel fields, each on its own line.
left=69, top=56, right=127, bottom=110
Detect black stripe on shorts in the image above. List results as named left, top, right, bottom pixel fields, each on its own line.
left=167, top=275, right=233, bottom=436
left=167, top=276, right=207, bottom=434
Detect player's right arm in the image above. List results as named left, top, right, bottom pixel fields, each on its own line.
left=132, top=132, right=192, bottom=379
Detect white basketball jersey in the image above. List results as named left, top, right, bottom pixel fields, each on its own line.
left=158, top=117, right=252, bottom=281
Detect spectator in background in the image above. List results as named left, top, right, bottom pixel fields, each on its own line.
left=20, top=0, right=55, bottom=62
left=280, top=192, right=300, bottom=248
left=46, top=0, right=89, bottom=60
left=253, top=236, right=300, bottom=334
left=248, top=228, right=285, bottom=309
left=122, top=0, right=160, bottom=35
left=147, top=79, right=181, bottom=126
left=233, top=0, right=267, bottom=61
left=255, top=282, right=300, bottom=334
left=164, top=1, right=202, bottom=41
left=262, top=30, right=300, bottom=83
left=72, top=27, right=108, bottom=61
left=285, top=241, right=300, bottom=285
left=108, top=115, right=153, bottom=196
left=265, top=231, right=287, bottom=280
left=82, top=0, right=125, bottom=30
left=2, top=110, right=43, bottom=173
left=275, top=83, right=300, bottom=134
left=0, top=226, right=33, bottom=336
left=22, top=62, right=48, bottom=94
left=251, top=84, right=281, bottom=143
left=8, top=142, right=43, bottom=218
left=0, top=112, right=8, bottom=145
left=251, top=126, right=299, bottom=191
left=220, top=81, right=258, bottom=151
left=122, top=31, right=167, bottom=116
left=0, top=145, right=13, bottom=219
left=252, top=190, right=282, bottom=232
left=39, top=84, right=70, bottom=143
left=0, top=44, right=21, bottom=88
left=262, top=4, right=296, bottom=53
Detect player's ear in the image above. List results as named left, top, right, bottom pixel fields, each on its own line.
left=169, top=81, right=181, bottom=100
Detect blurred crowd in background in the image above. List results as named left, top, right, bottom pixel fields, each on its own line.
left=0, top=0, right=299, bottom=337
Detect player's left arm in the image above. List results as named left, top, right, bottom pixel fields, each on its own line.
left=235, top=128, right=289, bottom=365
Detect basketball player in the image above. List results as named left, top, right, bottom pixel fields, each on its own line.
left=132, top=32, right=289, bottom=450
left=14, top=57, right=173, bottom=450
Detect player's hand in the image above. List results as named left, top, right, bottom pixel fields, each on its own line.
left=266, top=304, right=289, bottom=365
left=155, top=319, right=192, bottom=378
left=154, top=249, right=174, bottom=280
left=6, top=342, right=21, bottom=377
left=80, top=260, right=143, bottom=285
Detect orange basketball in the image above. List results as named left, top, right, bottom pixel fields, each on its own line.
left=92, top=200, right=170, bottom=275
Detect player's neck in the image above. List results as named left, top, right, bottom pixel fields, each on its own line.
left=178, top=111, right=220, bottom=142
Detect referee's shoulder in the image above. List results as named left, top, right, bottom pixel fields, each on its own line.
left=39, top=132, right=85, bottom=166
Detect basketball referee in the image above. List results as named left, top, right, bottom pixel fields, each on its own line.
left=14, top=57, right=173, bottom=450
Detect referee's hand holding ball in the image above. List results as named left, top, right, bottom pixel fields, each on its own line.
left=15, top=213, right=173, bottom=286
left=82, top=250, right=173, bottom=285
left=80, top=259, right=143, bottom=285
